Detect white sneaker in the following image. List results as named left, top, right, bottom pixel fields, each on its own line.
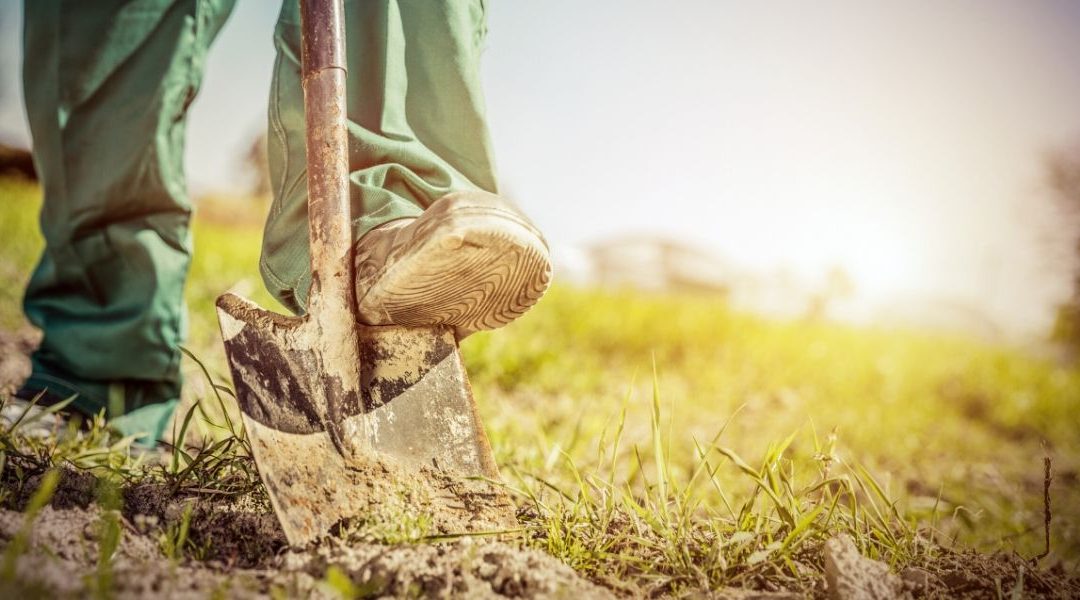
left=353, top=191, right=552, bottom=338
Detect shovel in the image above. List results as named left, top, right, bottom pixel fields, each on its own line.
left=215, top=0, right=511, bottom=546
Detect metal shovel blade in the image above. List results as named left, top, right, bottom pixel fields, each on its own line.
left=216, top=292, right=513, bottom=546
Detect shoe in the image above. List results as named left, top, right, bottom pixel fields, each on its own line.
left=353, top=191, right=552, bottom=337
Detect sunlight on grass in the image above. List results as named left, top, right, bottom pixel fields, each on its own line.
left=468, top=285, right=1079, bottom=564
left=1, top=178, right=1077, bottom=590
left=0, top=178, right=41, bottom=330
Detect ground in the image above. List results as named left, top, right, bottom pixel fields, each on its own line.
left=0, top=176, right=1078, bottom=598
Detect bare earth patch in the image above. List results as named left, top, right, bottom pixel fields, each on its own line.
left=0, top=474, right=612, bottom=599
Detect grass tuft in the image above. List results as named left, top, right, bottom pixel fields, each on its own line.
left=507, top=368, right=935, bottom=595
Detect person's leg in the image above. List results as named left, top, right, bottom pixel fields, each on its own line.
left=262, top=0, right=502, bottom=314
left=20, top=0, right=235, bottom=426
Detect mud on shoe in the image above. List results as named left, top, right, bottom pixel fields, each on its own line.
left=353, top=191, right=552, bottom=337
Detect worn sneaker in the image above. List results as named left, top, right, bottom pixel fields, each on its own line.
left=353, top=191, right=552, bottom=337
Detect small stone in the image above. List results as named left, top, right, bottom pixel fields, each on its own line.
left=132, top=513, right=159, bottom=533
left=823, top=535, right=908, bottom=600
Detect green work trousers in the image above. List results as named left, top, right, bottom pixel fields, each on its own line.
left=20, top=0, right=498, bottom=431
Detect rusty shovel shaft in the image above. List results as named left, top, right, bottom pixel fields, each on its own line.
left=298, top=0, right=365, bottom=457
left=300, top=0, right=353, bottom=319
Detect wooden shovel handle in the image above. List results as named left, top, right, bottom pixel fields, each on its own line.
left=300, top=0, right=353, bottom=317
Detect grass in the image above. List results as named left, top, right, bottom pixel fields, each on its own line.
left=469, top=289, right=1079, bottom=577
left=0, top=176, right=1078, bottom=594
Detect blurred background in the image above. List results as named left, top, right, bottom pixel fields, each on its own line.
left=3, top=0, right=1080, bottom=346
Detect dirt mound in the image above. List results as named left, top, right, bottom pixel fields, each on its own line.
left=924, top=547, right=1079, bottom=599
left=0, top=498, right=611, bottom=599
left=0, top=502, right=279, bottom=599
left=822, top=534, right=1080, bottom=600
left=282, top=538, right=611, bottom=598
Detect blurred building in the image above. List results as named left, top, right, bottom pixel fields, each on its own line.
left=583, top=235, right=734, bottom=295
left=551, top=235, right=1002, bottom=339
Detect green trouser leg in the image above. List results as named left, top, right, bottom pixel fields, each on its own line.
left=20, top=0, right=235, bottom=436
left=261, top=0, right=500, bottom=313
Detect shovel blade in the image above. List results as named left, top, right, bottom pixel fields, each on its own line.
left=216, top=292, right=511, bottom=546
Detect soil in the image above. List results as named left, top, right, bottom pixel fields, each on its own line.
left=0, top=325, right=36, bottom=397
left=0, top=500, right=607, bottom=599
left=0, top=465, right=612, bottom=599
left=2, top=328, right=1079, bottom=598
left=821, top=532, right=1080, bottom=599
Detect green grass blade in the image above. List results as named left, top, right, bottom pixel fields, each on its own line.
left=650, top=355, right=669, bottom=520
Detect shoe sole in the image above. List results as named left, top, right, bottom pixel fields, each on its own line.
left=356, top=208, right=552, bottom=333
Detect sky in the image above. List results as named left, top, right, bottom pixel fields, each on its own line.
left=2, top=1, right=1080, bottom=339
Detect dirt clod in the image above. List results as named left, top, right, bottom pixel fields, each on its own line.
left=823, top=535, right=908, bottom=600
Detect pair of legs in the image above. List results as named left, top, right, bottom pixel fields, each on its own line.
left=20, top=0, right=503, bottom=430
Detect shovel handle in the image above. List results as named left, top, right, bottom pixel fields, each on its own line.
left=300, top=0, right=353, bottom=317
